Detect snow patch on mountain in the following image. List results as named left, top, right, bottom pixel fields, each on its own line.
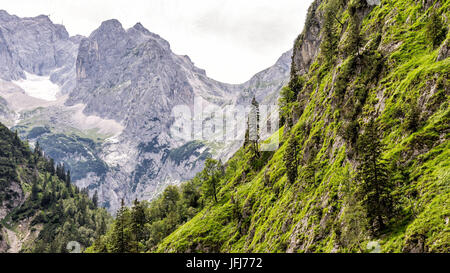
left=12, top=72, right=60, bottom=101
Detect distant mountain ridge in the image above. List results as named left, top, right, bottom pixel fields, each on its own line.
left=0, top=10, right=292, bottom=212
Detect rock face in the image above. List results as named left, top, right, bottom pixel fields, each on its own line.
left=0, top=11, right=291, bottom=213
left=291, top=0, right=323, bottom=78
left=65, top=20, right=235, bottom=211
left=0, top=10, right=79, bottom=93
left=437, top=38, right=450, bottom=62
left=237, top=49, right=292, bottom=105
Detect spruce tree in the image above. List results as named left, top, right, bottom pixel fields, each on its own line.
left=248, top=97, right=260, bottom=157
left=112, top=199, right=131, bottom=253
left=284, top=135, right=299, bottom=184
left=201, top=158, right=223, bottom=203
left=321, top=0, right=340, bottom=64
left=48, top=158, right=55, bottom=175
left=92, top=190, right=98, bottom=208
left=31, top=170, right=39, bottom=201
left=426, top=9, right=447, bottom=48
left=357, top=118, right=394, bottom=234
left=131, top=199, right=147, bottom=252
left=345, top=6, right=362, bottom=56
left=279, top=86, right=295, bottom=126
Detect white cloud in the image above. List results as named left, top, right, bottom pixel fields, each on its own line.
left=0, top=0, right=314, bottom=83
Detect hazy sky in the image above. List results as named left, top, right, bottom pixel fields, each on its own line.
left=0, top=0, right=314, bottom=83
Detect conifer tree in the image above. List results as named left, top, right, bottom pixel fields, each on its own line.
left=426, top=9, right=447, bottom=48
left=131, top=199, right=147, bottom=252
left=248, top=97, right=260, bottom=157
left=111, top=199, right=131, bottom=253
left=345, top=5, right=362, bottom=56
left=47, top=158, right=55, bottom=175
left=321, top=0, right=340, bottom=64
left=92, top=190, right=98, bottom=208
left=65, top=169, right=72, bottom=195
left=31, top=170, right=39, bottom=201
left=284, top=135, right=299, bottom=184
left=357, top=118, right=394, bottom=233
left=201, top=158, right=223, bottom=203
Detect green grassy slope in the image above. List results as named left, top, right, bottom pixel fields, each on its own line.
left=157, top=0, right=449, bottom=253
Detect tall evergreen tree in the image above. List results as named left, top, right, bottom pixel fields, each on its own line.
left=31, top=170, right=39, bottom=201
left=320, top=0, right=340, bottom=64
left=426, top=9, right=447, bottom=48
left=92, top=190, right=98, bottom=208
left=248, top=97, right=260, bottom=157
left=131, top=199, right=147, bottom=252
left=201, top=158, right=223, bottom=203
left=111, top=199, right=131, bottom=253
left=345, top=4, right=362, bottom=56
left=65, top=169, right=72, bottom=196
left=284, top=135, right=299, bottom=184
left=47, top=158, right=55, bottom=175
left=357, top=118, right=394, bottom=233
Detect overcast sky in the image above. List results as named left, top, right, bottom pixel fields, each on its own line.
left=0, top=0, right=314, bottom=83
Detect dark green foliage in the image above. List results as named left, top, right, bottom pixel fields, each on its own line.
left=36, top=133, right=108, bottom=182
left=405, top=103, right=422, bottom=132
left=426, top=9, right=447, bottom=49
left=284, top=135, right=299, bottom=184
left=87, top=171, right=206, bottom=253
left=131, top=199, right=147, bottom=252
left=31, top=171, right=39, bottom=201
left=345, top=4, right=362, bottom=56
left=92, top=190, right=98, bottom=208
left=320, top=0, right=341, bottom=65
left=334, top=56, right=357, bottom=103
left=201, top=158, right=224, bottom=203
left=0, top=122, right=111, bottom=253
left=248, top=97, right=260, bottom=159
left=288, top=75, right=306, bottom=95
left=341, top=120, right=360, bottom=145
left=0, top=125, right=31, bottom=191
left=279, top=86, right=295, bottom=126
left=108, top=199, right=132, bottom=253
left=356, top=119, right=395, bottom=234
left=279, top=76, right=306, bottom=126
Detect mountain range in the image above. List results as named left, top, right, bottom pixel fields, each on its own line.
left=1, top=0, right=449, bottom=253
left=0, top=10, right=291, bottom=212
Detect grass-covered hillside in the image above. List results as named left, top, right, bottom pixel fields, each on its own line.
left=0, top=122, right=111, bottom=252
left=87, top=0, right=449, bottom=253
left=155, top=0, right=449, bottom=253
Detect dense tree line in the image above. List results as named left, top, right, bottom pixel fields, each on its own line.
left=86, top=158, right=224, bottom=252
left=0, top=123, right=110, bottom=252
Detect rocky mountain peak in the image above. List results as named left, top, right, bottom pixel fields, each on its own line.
left=0, top=9, right=13, bottom=21
left=132, top=22, right=149, bottom=33
left=1, top=11, right=292, bottom=213
left=0, top=11, right=79, bottom=90
left=95, top=19, right=125, bottom=34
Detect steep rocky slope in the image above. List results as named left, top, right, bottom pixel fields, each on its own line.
left=0, top=122, right=110, bottom=253
left=156, top=0, right=449, bottom=253
left=0, top=10, right=79, bottom=93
